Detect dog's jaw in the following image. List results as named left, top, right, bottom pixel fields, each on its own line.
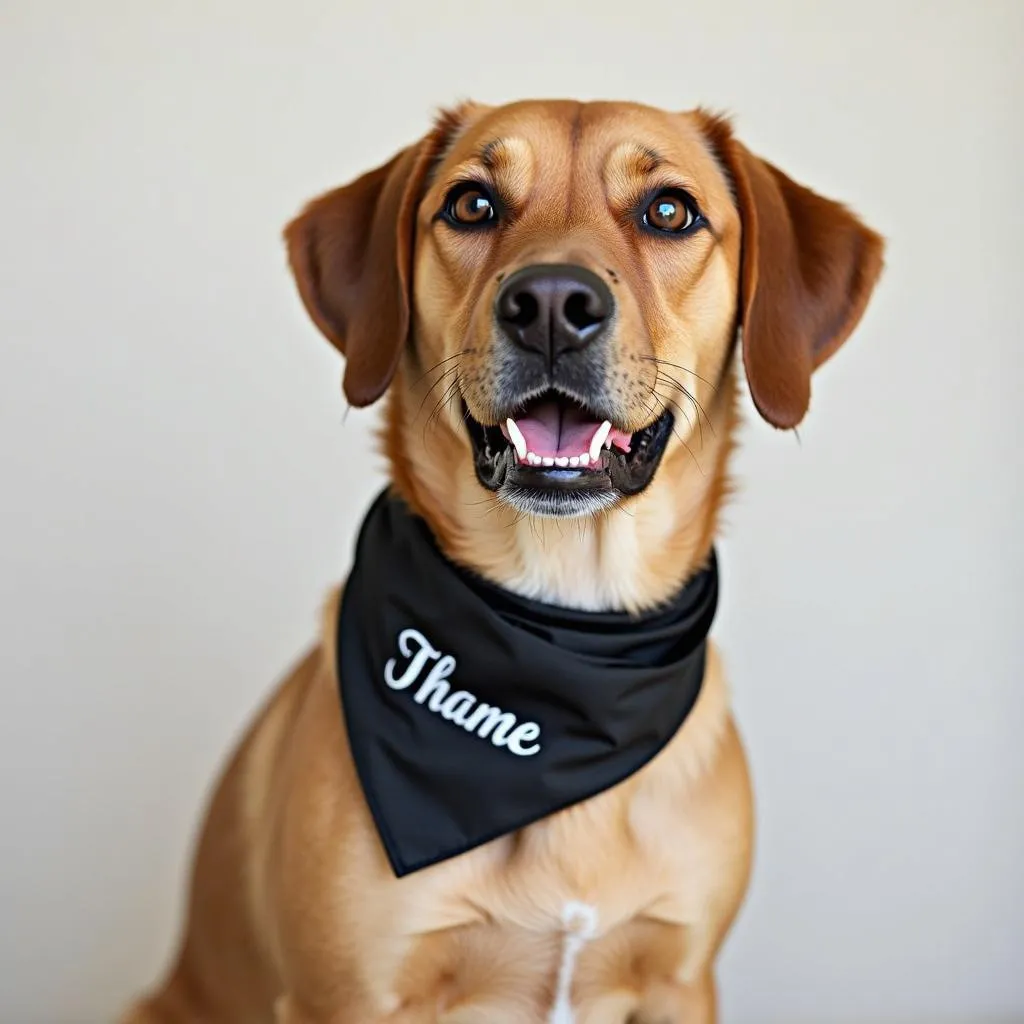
left=384, top=362, right=739, bottom=614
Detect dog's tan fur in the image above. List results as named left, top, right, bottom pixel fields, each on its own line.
left=122, top=101, right=882, bottom=1023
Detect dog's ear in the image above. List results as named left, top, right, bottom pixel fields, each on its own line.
left=702, top=116, right=885, bottom=429
left=284, top=110, right=466, bottom=407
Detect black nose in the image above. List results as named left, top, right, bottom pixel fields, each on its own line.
left=494, top=263, right=613, bottom=363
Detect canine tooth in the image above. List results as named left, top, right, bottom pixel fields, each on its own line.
left=528, top=452, right=541, bottom=465
left=589, top=420, right=612, bottom=462
left=505, top=418, right=527, bottom=461
left=555, top=456, right=569, bottom=467
left=569, top=456, right=580, bottom=467
left=542, top=457, right=554, bottom=467
left=579, top=452, right=590, bottom=467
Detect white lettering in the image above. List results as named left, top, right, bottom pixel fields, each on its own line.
left=464, top=703, right=517, bottom=744
left=440, top=690, right=477, bottom=724
left=413, top=655, right=456, bottom=711
left=506, top=721, right=542, bottom=757
left=381, top=628, right=542, bottom=756
left=384, top=628, right=440, bottom=690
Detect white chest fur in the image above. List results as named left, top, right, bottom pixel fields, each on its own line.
left=548, top=902, right=599, bottom=1024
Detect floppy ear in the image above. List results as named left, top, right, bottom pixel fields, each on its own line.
left=704, top=118, right=885, bottom=428
left=284, top=112, right=464, bottom=407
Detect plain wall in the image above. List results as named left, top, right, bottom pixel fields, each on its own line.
left=2, top=2, right=1022, bottom=1022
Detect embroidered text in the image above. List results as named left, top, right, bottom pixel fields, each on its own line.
left=384, top=628, right=542, bottom=756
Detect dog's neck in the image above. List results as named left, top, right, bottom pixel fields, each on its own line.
left=383, top=367, right=738, bottom=614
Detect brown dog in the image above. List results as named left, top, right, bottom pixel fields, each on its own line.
left=122, top=100, right=883, bottom=1024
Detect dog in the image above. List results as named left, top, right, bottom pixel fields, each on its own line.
left=122, top=99, right=883, bottom=1024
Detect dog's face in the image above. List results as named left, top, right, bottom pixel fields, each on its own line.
left=412, top=103, right=741, bottom=517
left=286, top=100, right=883, bottom=519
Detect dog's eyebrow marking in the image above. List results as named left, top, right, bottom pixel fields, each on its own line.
left=617, top=143, right=665, bottom=177
left=637, top=146, right=664, bottom=173
left=480, top=138, right=506, bottom=170
left=461, top=137, right=535, bottom=205
left=603, top=141, right=709, bottom=215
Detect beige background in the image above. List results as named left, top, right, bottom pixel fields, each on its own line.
left=2, top=2, right=1022, bottom=1022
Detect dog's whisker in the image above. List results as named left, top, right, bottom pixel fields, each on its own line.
left=643, top=390, right=703, bottom=474
left=663, top=396, right=702, bottom=448
left=414, top=365, right=461, bottom=427
left=650, top=384, right=694, bottom=429
left=643, top=390, right=685, bottom=440
left=422, top=385, right=454, bottom=438
left=423, top=375, right=464, bottom=438
left=652, top=371, right=716, bottom=437
left=505, top=506, right=532, bottom=531
left=640, top=355, right=718, bottom=391
left=473, top=496, right=507, bottom=522
left=652, top=384, right=704, bottom=448
left=409, top=349, right=471, bottom=391
left=650, top=364, right=714, bottom=414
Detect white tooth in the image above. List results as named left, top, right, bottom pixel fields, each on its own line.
left=542, top=456, right=554, bottom=466
left=528, top=452, right=540, bottom=465
left=505, top=418, right=527, bottom=461
left=569, top=456, right=580, bottom=467
left=589, top=420, right=612, bottom=463
left=579, top=452, right=590, bottom=467
left=555, top=456, right=569, bottom=467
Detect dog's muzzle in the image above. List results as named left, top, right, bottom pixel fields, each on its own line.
left=459, top=262, right=674, bottom=517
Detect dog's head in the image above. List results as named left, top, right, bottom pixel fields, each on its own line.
left=286, top=101, right=883, bottom=520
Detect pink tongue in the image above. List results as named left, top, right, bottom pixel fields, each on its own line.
left=514, top=400, right=633, bottom=458
left=515, top=400, right=597, bottom=457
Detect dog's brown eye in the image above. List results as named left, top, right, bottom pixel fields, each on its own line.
left=445, top=185, right=496, bottom=227
left=643, top=190, right=699, bottom=234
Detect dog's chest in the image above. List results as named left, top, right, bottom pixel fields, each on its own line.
left=415, top=774, right=691, bottom=926
left=379, top=786, right=696, bottom=1023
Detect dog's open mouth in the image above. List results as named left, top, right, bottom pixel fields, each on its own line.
left=465, top=391, right=674, bottom=517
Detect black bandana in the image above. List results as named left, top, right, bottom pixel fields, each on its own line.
left=337, top=490, right=718, bottom=877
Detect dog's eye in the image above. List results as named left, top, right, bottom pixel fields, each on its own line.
left=642, top=190, right=701, bottom=234
left=444, top=184, right=497, bottom=227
